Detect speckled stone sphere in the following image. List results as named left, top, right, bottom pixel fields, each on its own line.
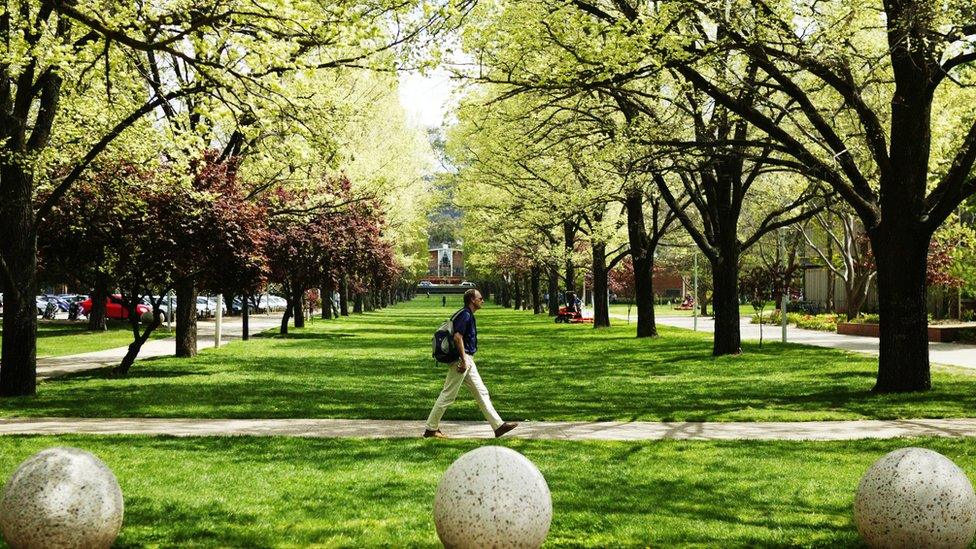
left=855, top=447, right=976, bottom=549
left=434, top=446, right=551, bottom=549
left=0, top=447, right=124, bottom=549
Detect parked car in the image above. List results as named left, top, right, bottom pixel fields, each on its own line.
left=194, top=296, right=227, bottom=318
left=141, top=296, right=173, bottom=322
left=58, top=294, right=88, bottom=304
left=230, top=296, right=266, bottom=314
left=262, top=295, right=287, bottom=311
left=80, top=294, right=151, bottom=321
left=38, top=295, right=70, bottom=312
left=459, top=281, right=476, bottom=287
left=418, top=281, right=433, bottom=288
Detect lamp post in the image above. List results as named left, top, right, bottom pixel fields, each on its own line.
left=693, top=252, right=699, bottom=332
left=214, top=293, right=222, bottom=348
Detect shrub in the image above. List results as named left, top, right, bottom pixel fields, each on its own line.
left=794, top=314, right=839, bottom=332
left=750, top=312, right=840, bottom=332
left=847, top=314, right=880, bottom=324
left=751, top=310, right=801, bottom=326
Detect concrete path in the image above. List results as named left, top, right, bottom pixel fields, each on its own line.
left=4, top=417, right=976, bottom=441
left=612, top=314, right=976, bottom=370
left=36, top=314, right=283, bottom=379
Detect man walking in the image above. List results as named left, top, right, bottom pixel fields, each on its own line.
left=424, top=289, right=518, bottom=439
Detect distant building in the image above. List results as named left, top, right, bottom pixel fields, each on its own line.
left=426, top=243, right=464, bottom=283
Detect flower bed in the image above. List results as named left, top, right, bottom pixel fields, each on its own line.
left=751, top=311, right=838, bottom=332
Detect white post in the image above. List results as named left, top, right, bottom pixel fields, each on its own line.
left=215, top=293, right=222, bottom=348
left=166, top=290, right=173, bottom=330
left=693, top=252, right=699, bottom=332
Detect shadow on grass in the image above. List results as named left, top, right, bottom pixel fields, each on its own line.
left=269, top=332, right=355, bottom=341
left=9, top=299, right=976, bottom=421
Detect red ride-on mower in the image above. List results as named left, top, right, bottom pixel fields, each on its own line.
left=554, top=306, right=593, bottom=324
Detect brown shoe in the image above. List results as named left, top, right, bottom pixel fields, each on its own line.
left=494, top=422, right=519, bottom=438
left=423, top=429, right=447, bottom=439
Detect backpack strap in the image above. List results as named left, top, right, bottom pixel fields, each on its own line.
left=447, top=308, right=466, bottom=333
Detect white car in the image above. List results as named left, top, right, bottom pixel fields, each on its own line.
left=460, top=281, right=476, bottom=287
left=196, top=296, right=227, bottom=318
left=142, top=295, right=174, bottom=321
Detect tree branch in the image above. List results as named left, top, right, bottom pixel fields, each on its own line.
left=924, top=117, right=976, bottom=231
left=35, top=85, right=207, bottom=224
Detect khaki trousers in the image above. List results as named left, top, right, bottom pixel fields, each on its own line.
left=425, top=355, right=503, bottom=431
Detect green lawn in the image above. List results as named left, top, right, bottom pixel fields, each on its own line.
left=609, top=302, right=762, bottom=318
left=3, top=297, right=976, bottom=421
left=0, top=320, right=173, bottom=358
left=0, top=434, right=972, bottom=547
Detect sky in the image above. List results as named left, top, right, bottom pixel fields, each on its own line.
left=398, top=68, right=457, bottom=129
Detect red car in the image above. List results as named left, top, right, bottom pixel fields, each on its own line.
left=80, top=294, right=151, bottom=320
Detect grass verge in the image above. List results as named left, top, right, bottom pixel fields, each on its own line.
left=0, top=320, right=172, bottom=358
left=0, top=434, right=972, bottom=547
left=2, top=297, right=976, bottom=421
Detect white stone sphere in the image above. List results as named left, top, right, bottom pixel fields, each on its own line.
left=434, top=446, right=551, bottom=549
left=1, top=447, right=124, bottom=549
left=855, top=447, right=976, bottom=549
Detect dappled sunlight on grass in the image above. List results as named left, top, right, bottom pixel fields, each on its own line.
left=3, top=298, right=976, bottom=420
left=0, top=435, right=973, bottom=546
left=0, top=319, right=173, bottom=358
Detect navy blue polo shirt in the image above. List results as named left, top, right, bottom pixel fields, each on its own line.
left=452, top=308, right=478, bottom=355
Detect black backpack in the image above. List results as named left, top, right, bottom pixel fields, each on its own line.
left=432, top=308, right=465, bottom=363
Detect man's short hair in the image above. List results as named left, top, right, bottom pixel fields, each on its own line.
left=464, top=289, right=479, bottom=306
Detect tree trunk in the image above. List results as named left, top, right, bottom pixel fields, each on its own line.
left=321, top=282, right=333, bottom=319
left=280, top=295, right=292, bottom=335
left=531, top=266, right=542, bottom=314
left=871, top=233, right=930, bottom=392
left=624, top=188, right=658, bottom=337
left=563, top=220, right=576, bottom=293
left=175, top=277, right=197, bottom=357
left=339, top=277, right=349, bottom=316
left=710, top=254, right=741, bottom=356
left=845, top=272, right=873, bottom=321
left=88, top=274, right=108, bottom=331
left=592, top=241, right=610, bottom=328
left=115, top=312, right=158, bottom=376
left=292, top=284, right=305, bottom=328
left=0, top=265, right=37, bottom=396
left=634, top=255, right=657, bottom=338
left=502, top=279, right=512, bottom=308
left=242, top=292, right=250, bottom=341
left=354, top=293, right=364, bottom=313
left=825, top=229, right=836, bottom=312
left=547, top=267, right=560, bottom=316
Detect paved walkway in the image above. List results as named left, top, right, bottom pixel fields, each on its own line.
left=610, top=314, right=976, bottom=370
left=3, top=417, right=976, bottom=441
left=36, top=314, right=283, bottom=379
